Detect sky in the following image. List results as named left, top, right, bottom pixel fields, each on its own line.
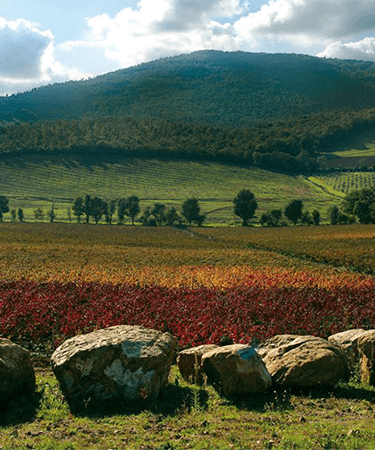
left=2, top=0, right=375, bottom=96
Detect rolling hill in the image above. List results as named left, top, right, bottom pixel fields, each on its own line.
left=2, top=50, right=375, bottom=126
left=0, top=50, right=374, bottom=221
left=1, top=51, right=375, bottom=174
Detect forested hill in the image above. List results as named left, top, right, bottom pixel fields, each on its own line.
left=2, top=50, right=375, bottom=173
left=2, top=50, right=375, bottom=126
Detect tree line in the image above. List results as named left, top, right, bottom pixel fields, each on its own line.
left=2, top=107, right=375, bottom=174
left=327, top=187, right=375, bottom=225
left=1, top=187, right=374, bottom=226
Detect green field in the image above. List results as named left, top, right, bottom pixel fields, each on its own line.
left=0, top=155, right=340, bottom=225
left=309, top=172, right=375, bottom=195
left=324, top=142, right=375, bottom=169
left=331, top=142, right=375, bottom=158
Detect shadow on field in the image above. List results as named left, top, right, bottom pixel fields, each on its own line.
left=218, top=383, right=375, bottom=413
left=222, top=386, right=295, bottom=413
left=0, top=391, right=42, bottom=426
left=68, top=383, right=208, bottom=419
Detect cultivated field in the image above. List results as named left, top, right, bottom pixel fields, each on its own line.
left=309, top=172, right=375, bottom=196
left=0, top=156, right=340, bottom=224
left=1, top=223, right=375, bottom=449
left=0, top=223, right=374, bottom=345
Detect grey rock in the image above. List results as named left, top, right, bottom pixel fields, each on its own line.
left=177, top=344, right=219, bottom=383
left=357, top=330, right=375, bottom=385
left=51, top=325, right=177, bottom=408
left=328, top=329, right=368, bottom=368
left=0, top=338, right=35, bottom=405
left=259, top=335, right=349, bottom=387
left=201, top=344, right=272, bottom=396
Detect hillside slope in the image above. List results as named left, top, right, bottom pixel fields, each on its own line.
left=0, top=155, right=339, bottom=225
left=2, top=51, right=375, bottom=126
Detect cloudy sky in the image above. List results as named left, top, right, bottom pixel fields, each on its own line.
left=2, top=0, right=375, bottom=96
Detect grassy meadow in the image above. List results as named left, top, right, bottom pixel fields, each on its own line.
left=0, top=155, right=341, bottom=225
left=324, top=141, right=375, bottom=170
left=331, top=147, right=375, bottom=158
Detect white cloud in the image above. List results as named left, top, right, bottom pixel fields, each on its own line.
left=234, top=0, right=375, bottom=47
left=317, top=37, right=375, bottom=61
left=0, top=17, right=91, bottom=96
left=59, top=0, right=242, bottom=70
left=152, top=0, right=243, bottom=32
left=0, top=18, right=52, bottom=81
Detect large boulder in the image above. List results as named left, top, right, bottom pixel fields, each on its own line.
left=51, top=325, right=177, bottom=408
left=328, top=329, right=368, bottom=368
left=258, top=335, right=349, bottom=387
left=177, top=344, right=218, bottom=383
left=357, top=330, right=375, bottom=385
left=0, top=338, right=35, bottom=404
left=201, top=344, right=272, bottom=396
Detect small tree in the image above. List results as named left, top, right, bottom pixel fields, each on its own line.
left=117, top=198, right=127, bottom=225
left=34, top=207, right=44, bottom=222
left=166, top=206, right=183, bottom=227
left=233, top=190, right=258, bottom=227
left=0, top=196, right=9, bottom=222
left=260, top=212, right=269, bottom=227
left=353, top=201, right=373, bottom=224
left=17, top=208, right=24, bottom=223
left=312, top=209, right=320, bottom=226
left=301, top=211, right=313, bottom=225
left=127, top=195, right=140, bottom=225
left=47, top=203, right=56, bottom=223
left=84, top=195, right=91, bottom=224
left=327, top=205, right=355, bottom=225
left=151, top=203, right=167, bottom=226
left=342, top=187, right=375, bottom=224
left=182, top=198, right=204, bottom=226
left=10, top=209, right=16, bottom=223
left=105, top=199, right=117, bottom=225
left=284, top=199, right=303, bottom=225
left=260, top=209, right=283, bottom=227
left=90, top=196, right=106, bottom=224
left=72, top=197, right=84, bottom=223
left=328, top=205, right=340, bottom=225
left=140, top=206, right=157, bottom=226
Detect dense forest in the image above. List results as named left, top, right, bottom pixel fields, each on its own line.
left=1, top=108, right=375, bottom=172
left=1, top=50, right=375, bottom=173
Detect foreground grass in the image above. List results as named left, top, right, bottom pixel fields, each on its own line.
left=1, top=367, right=375, bottom=450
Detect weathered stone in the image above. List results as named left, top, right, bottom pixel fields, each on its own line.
left=177, top=344, right=218, bottom=383
left=201, top=344, right=272, bottom=396
left=51, top=325, right=177, bottom=408
left=0, top=338, right=35, bottom=404
left=357, top=330, right=375, bottom=385
left=259, top=335, right=349, bottom=387
left=257, top=335, right=301, bottom=358
left=328, top=329, right=368, bottom=368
